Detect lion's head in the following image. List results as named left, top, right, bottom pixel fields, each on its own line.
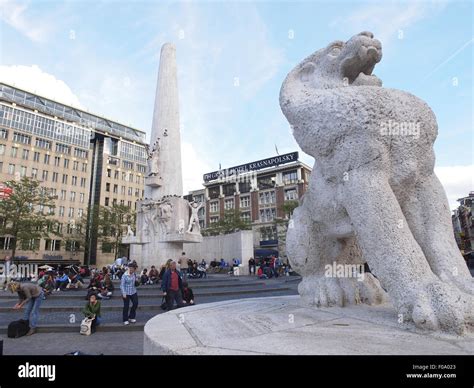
left=280, top=31, right=383, bottom=98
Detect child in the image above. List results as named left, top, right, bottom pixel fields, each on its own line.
left=181, top=281, right=195, bottom=305
left=82, top=294, right=102, bottom=333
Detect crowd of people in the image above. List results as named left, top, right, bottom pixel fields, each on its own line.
left=3, top=252, right=292, bottom=336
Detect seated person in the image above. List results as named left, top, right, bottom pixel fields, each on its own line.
left=148, top=266, right=159, bottom=284
left=38, top=273, right=55, bottom=297
left=181, top=282, right=195, bottom=305
left=257, top=266, right=268, bottom=279
left=82, top=294, right=102, bottom=333
left=140, top=269, right=149, bottom=285
left=55, top=272, right=69, bottom=291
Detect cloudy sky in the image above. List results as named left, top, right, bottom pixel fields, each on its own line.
left=0, top=0, right=472, bottom=209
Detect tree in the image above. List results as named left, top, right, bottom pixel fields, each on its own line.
left=97, top=203, right=135, bottom=260
left=203, top=209, right=252, bottom=236
left=274, top=200, right=299, bottom=260
left=0, top=177, right=57, bottom=259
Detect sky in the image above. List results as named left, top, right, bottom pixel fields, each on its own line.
left=0, top=0, right=472, bottom=209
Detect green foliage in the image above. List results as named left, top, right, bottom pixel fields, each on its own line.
left=203, top=209, right=252, bottom=236
left=0, top=177, right=57, bottom=258
left=96, top=203, right=135, bottom=259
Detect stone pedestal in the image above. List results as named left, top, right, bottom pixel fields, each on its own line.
left=143, top=296, right=474, bottom=355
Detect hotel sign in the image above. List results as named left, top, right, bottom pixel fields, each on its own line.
left=203, top=152, right=299, bottom=182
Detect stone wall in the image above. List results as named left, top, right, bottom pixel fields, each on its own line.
left=183, top=230, right=253, bottom=272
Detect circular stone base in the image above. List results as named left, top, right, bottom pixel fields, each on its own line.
left=143, top=296, right=474, bottom=355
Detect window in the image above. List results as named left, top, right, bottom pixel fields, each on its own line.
left=0, top=162, right=2, bottom=172
left=122, top=160, right=133, bottom=170
left=52, top=172, right=58, bottom=182
left=71, top=176, right=77, bottom=186
left=137, top=164, right=146, bottom=173
left=73, top=161, right=79, bottom=171
left=104, top=197, right=109, bottom=206
left=42, top=170, right=48, bottom=181
left=70, top=191, right=76, bottom=202
left=241, top=211, right=251, bottom=222
left=54, top=156, right=60, bottom=167
left=260, top=225, right=277, bottom=241
left=106, top=169, right=112, bottom=178
left=21, top=149, right=29, bottom=160
left=62, top=174, right=68, bottom=184
left=284, top=188, right=298, bottom=201
left=259, top=208, right=276, bottom=222
left=0, top=129, right=8, bottom=139
left=258, top=175, right=275, bottom=190
left=283, top=170, right=298, bottom=185
left=114, top=170, right=119, bottom=179
left=20, top=166, right=27, bottom=177
left=223, top=184, right=235, bottom=197
left=31, top=168, right=38, bottom=179
left=79, top=193, right=85, bottom=203
left=68, top=207, right=74, bottom=218
left=74, top=148, right=88, bottom=159
left=80, top=177, right=86, bottom=187
left=82, top=163, right=87, bottom=172
left=35, top=138, right=51, bottom=149
left=77, top=208, right=83, bottom=218
left=59, top=206, right=65, bottom=217
left=136, top=175, right=140, bottom=184
left=45, top=239, right=61, bottom=251
left=0, top=237, right=15, bottom=250
left=55, top=143, right=71, bottom=154
left=63, top=158, right=70, bottom=168
left=240, top=196, right=250, bottom=208
left=134, top=188, right=139, bottom=197
left=113, top=184, right=118, bottom=194
left=224, top=198, right=234, bottom=210
left=259, top=191, right=276, bottom=205
left=121, top=186, right=126, bottom=195
left=11, top=147, right=18, bottom=157
left=210, top=201, right=219, bottom=213
left=210, top=216, right=219, bottom=224
left=208, top=186, right=220, bottom=199
left=239, top=181, right=251, bottom=193
left=13, top=132, right=31, bottom=144
left=8, top=164, right=15, bottom=175
left=0, top=144, right=5, bottom=155
left=60, top=190, right=66, bottom=201
left=44, top=154, right=50, bottom=164
left=33, top=151, right=40, bottom=162
left=128, top=187, right=133, bottom=196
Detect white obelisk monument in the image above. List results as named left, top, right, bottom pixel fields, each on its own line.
left=123, top=43, right=202, bottom=269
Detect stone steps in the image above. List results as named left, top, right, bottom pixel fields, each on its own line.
left=0, top=286, right=292, bottom=311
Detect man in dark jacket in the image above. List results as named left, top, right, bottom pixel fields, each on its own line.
left=161, top=261, right=184, bottom=310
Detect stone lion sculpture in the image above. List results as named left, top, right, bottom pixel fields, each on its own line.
left=280, top=31, right=473, bottom=334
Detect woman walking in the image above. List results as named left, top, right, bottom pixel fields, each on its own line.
left=120, top=262, right=139, bottom=325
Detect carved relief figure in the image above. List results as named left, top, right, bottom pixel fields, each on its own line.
left=187, top=201, right=203, bottom=233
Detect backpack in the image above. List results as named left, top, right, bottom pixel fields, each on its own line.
left=80, top=317, right=93, bottom=336
left=8, top=319, right=30, bottom=338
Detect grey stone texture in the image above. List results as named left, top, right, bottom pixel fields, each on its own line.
left=279, top=31, right=473, bottom=334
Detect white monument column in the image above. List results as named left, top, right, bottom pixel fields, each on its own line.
left=123, top=43, right=202, bottom=269
left=146, top=43, right=183, bottom=199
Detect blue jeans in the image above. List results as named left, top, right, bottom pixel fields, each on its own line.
left=23, top=291, right=43, bottom=328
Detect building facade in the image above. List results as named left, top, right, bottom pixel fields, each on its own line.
left=0, top=83, right=147, bottom=267
left=185, top=152, right=312, bottom=259
left=452, top=191, right=474, bottom=265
